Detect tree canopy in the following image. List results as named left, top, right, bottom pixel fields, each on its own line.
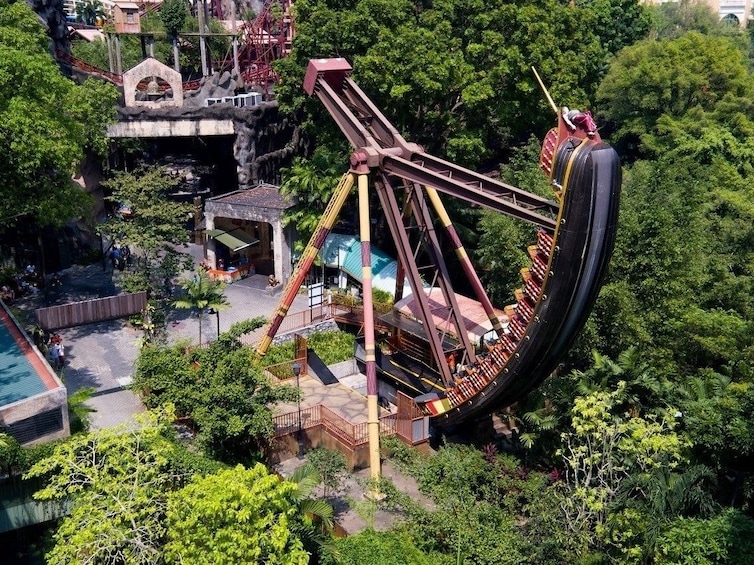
left=0, top=0, right=118, bottom=226
left=165, top=464, right=309, bottom=564
left=133, top=319, right=299, bottom=463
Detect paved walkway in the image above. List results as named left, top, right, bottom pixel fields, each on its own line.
left=274, top=374, right=372, bottom=423
left=10, top=244, right=311, bottom=430
left=10, top=247, right=429, bottom=536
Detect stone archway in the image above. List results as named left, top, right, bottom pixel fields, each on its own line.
left=122, top=58, right=183, bottom=108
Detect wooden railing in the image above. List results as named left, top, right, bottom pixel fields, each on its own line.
left=263, top=357, right=307, bottom=381
left=273, top=400, right=427, bottom=447
left=277, top=304, right=329, bottom=334
left=273, top=405, right=321, bottom=436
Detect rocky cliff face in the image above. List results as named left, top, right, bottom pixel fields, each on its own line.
left=117, top=101, right=303, bottom=190
left=28, top=0, right=70, bottom=60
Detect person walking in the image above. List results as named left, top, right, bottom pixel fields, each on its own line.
left=57, top=343, right=65, bottom=368
left=50, top=342, right=61, bottom=369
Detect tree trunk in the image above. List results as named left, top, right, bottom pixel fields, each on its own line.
left=198, top=309, right=203, bottom=346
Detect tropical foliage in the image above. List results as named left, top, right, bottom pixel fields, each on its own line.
left=164, top=464, right=310, bottom=564
left=174, top=268, right=230, bottom=346
left=0, top=0, right=118, bottom=226
left=133, top=319, right=299, bottom=463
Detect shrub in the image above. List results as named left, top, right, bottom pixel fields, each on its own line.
left=306, top=447, right=348, bottom=497
left=307, top=330, right=355, bottom=365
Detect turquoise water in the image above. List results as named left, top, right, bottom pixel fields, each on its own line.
left=0, top=318, right=47, bottom=405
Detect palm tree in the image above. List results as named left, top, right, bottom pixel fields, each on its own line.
left=77, top=0, right=105, bottom=26
left=617, top=464, right=717, bottom=559
left=574, top=348, right=669, bottom=416
left=288, top=463, right=339, bottom=563
left=174, top=269, right=229, bottom=346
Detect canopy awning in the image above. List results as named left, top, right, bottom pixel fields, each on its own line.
left=207, top=228, right=259, bottom=252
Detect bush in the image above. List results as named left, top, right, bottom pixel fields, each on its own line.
left=325, top=529, right=436, bottom=565
left=306, top=447, right=348, bottom=497
left=307, top=329, right=355, bottom=365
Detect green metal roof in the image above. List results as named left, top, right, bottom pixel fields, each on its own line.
left=208, top=228, right=259, bottom=252
left=341, top=242, right=394, bottom=279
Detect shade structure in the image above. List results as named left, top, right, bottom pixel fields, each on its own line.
left=207, top=228, right=259, bottom=252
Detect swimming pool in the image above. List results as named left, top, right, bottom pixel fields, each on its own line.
left=0, top=309, right=49, bottom=405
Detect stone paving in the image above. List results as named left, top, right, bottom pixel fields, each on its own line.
left=10, top=244, right=311, bottom=430
left=273, top=374, right=373, bottom=423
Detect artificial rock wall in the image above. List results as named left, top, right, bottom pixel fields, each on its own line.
left=115, top=100, right=301, bottom=189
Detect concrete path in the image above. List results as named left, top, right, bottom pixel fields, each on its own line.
left=274, top=374, right=372, bottom=423
left=11, top=244, right=311, bottom=430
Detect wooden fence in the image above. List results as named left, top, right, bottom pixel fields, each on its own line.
left=36, top=291, right=148, bottom=330
left=276, top=304, right=329, bottom=334
left=273, top=397, right=428, bottom=448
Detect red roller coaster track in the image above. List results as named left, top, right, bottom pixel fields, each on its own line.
left=59, top=0, right=293, bottom=91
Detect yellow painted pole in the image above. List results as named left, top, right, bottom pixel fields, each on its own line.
left=532, top=66, right=559, bottom=116
left=425, top=186, right=504, bottom=337
left=358, top=173, right=381, bottom=491
left=257, top=173, right=355, bottom=355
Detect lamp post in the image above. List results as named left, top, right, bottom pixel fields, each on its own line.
left=209, top=308, right=220, bottom=340
left=292, top=362, right=302, bottom=456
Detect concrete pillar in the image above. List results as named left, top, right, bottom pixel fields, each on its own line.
left=205, top=214, right=217, bottom=268
left=260, top=222, right=270, bottom=264
left=115, top=34, right=122, bottom=75
left=272, top=220, right=285, bottom=283
left=106, top=33, right=115, bottom=73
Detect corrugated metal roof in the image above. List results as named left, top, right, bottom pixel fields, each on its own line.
left=321, top=234, right=357, bottom=267
left=341, top=243, right=394, bottom=279
left=394, top=289, right=507, bottom=343
left=372, top=260, right=413, bottom=296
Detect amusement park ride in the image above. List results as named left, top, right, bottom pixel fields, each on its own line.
left=257, top=56, right=622, bottom=457
left=61, top=0, right=295, bottom=91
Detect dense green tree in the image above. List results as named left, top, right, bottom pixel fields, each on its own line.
left=279, top=147, right=348, bottom=248
left=23, top=409, right=210, bottom=565
left=574, top=0, right=652, bottom=53
left=164, top=464, right=310, bottom=564
left=596, top=32, right=754, bottom=156
left=174, top=268, right=230, bottom=346
left=280, top=0, right=612, bottom=159
left=654, top=509, right=754, bottom=564
left=0, top=0, right=118, bottom=226
left=679, top=374, right=754, bottom=507
left=324, top=529, right=434, bottom=565
left=275, top=0, right=646, bottom=240
left=100, top=165, right=194, bottom=319
left=556, top=384, right=690, bottom=560
left=649, top=0, right=728, bottom=40
left=616, top=464, right=717, bottom=561
left=133, top=319, right=299, bottom=463
left=160, top=0, right=187, bottom=72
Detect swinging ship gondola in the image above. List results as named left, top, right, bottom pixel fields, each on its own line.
left=415, top=107, right=621, bottom=425
left=259, top=58, right=621, bottom=429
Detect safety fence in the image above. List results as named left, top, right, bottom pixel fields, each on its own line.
left=36, top=291, right=147, bottom=330
left=272, top=394, right=428, bottom=449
